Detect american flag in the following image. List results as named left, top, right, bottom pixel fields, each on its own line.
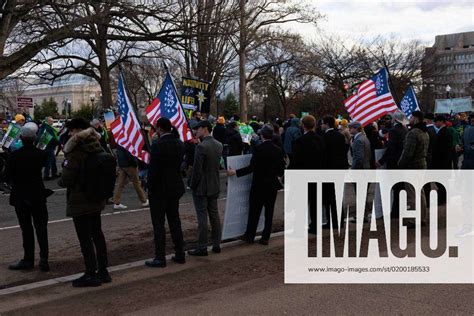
left=399, top=86, right=420, bottom=119
left=146, top=72, right=192, bottom=141
left=111, top=72, right=150, bottom=163
left=344, top=68, right=398, bottom=127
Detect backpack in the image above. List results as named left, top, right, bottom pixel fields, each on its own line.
left=80, top=151, right=117, bottom=202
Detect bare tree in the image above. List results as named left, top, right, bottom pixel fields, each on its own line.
left=235, top=0, right=322, bottom=121
left=248, top=32, right=315, bottom=118
left=177, top=0, right=239, bottom=113
left=0, top=0, right=107, bottom=79
left=18, top=1, right=188, bottom=108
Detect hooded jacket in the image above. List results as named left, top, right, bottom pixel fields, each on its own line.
left=283, top=118, right=302, bottom=155
left=59, top=128, right=106, bottom=217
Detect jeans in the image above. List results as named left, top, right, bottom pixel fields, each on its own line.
left=149, top=194, right=184, bottom=259
left=192, top=193, right=221, bottom=250
left=73, top=212, right=108, bottom=274
left=15, top=203, right=49, bottom=262
left=43, top=149, right=57, bottom=178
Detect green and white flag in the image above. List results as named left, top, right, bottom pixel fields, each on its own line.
left=0, top=124, right=21, bottom=149
left=37, top=129, right=54, bottom=150
left=239, top=125, right=254, bottom=144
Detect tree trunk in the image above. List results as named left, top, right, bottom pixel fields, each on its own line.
left=96, top=23, right=113, bottom=110
left=239, top=0, right=247, bottom=122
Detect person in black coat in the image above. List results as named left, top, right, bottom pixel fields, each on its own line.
left=432, top=115, right=453, bottom=169
left=212, top=117, right=226, bottom=144
left=224, top=121, right=243, bottom=156
left=227, top=125, right=285, bottom=244
left=289, top=115, right=326, bottom=233
left=364, top=123, right=384, bottom=169
left=377, top=112, right=408, bottom=169
left=321, top=116, right=348, bottom=169
left=290, top=115, right=326, bottom=170
left=146, top=117, right=186, bottom=267
left=424, top=113, right=437, bottom=169
left=5, top=124, right=50, bottom=272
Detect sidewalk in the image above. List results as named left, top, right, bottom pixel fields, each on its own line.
left=1, top=233, right=473, bottom=315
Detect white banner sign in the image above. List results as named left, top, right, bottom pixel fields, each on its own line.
left=435, top=97, right=473, bottom=114
left=222, top=155, right=264, bottom=239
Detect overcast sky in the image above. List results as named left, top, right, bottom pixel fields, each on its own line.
left=287, top=0, right=474, bottom=45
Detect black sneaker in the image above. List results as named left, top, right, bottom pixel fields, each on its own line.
left=212, top=246, right=221, bottom=254
left=8, top=259, right=34, bottom=271
left=97, top=269, right=112, bottom=283
left=39, top=258, right=50, bottom=272
left=72, top=273, right=102, bottom=287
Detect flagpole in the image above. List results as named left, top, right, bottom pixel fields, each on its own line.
left=384, top=65, right=401, bottom=105
left=118, top=65, right=152, bottom=155
left=162, top=62, right=195, bottom=138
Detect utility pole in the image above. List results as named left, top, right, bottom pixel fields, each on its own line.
left=239, top=0, right=248, bottom=122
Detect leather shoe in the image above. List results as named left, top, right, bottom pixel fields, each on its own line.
left=172, top=254, right=186, bottom=264
left=9, top=260, right=34, bottom=271
left=259, top=239, right=269, bottom=245
left=212, top=246, right=221, bottom=254
left=97, top=268, right=112, bottom=283
left=72, top=273, right=102, bottom=287
left=187, top=249, right=208, bottom=256
left=39, top=258, right=50, bottom=272
left=239, top=235, right=254, bottom=244
left=145, top=258, right=167, bottom=268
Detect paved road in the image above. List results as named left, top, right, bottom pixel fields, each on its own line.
left=0, top=170, right=285, bottom=289
left=0, top=172, right=229, bottom=229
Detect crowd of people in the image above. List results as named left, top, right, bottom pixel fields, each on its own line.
left=1, top=107, right=474, bottom=288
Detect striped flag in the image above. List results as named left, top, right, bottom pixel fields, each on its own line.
left=344, top=68, right=398, bottom=127
left=146, top=71, right=192, bottom=141
left=111, top=72, right=150, bottom=163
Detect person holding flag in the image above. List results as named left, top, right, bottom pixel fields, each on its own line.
left=37, top=117, right=60, bottom=180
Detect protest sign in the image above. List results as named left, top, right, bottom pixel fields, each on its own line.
left=222, top=155, right=264, bottom=239
left=36, top=129, right=54, bottom=150
left=104, top=111, right=115, bottom=129
left=181, top=77, right=211, bottom=113
left=375, top=148, right=386, bottom=169
left=435, top=97, right=473, bottom=114
left=0, top=124, right=21, bottom=148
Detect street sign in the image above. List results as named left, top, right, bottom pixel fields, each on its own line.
left=16, top=96, right=33, bottom=108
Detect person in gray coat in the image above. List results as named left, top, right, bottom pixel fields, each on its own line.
left=188, top=120, right=223, bottom=256
left=349, top=121, right=371, bottom=169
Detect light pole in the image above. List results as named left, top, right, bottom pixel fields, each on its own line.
left=90, top=94, right=95, bottom=118
left=262, top=93, right=268, bottom=122
left=216, top=90, right=221, bottom=116
left=66, top=99, right=72, bottom=118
